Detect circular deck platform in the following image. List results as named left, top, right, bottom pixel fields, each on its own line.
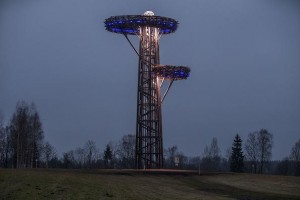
left=105, top=15, right=178, bottom=35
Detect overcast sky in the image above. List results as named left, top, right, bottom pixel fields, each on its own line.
left=1, top=0, right=299, bottom=160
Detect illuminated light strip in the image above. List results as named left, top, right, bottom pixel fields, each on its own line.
left=104, top=15, right=178, bottom=35
left=153, top=65, right=191, bottom=80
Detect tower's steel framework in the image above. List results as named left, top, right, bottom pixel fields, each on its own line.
left=105, top=11, right=190, bottom=169
left=136, top=26, right=162, bottom=169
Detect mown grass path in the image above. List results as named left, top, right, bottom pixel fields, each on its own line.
left=0, top=169, right=299, bottom=200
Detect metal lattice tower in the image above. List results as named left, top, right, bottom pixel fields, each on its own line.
left=105, top=11, right=190, bottom=169
left=136, top=23, right=162, bottom=169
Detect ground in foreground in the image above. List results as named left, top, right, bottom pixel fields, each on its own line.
left=0, top=169, right=299, bottom=200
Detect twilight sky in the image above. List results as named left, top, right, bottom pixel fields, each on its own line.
left=0, top=0, right=299, bottom=160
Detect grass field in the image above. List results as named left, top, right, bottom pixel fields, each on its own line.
left=0, top=169, right=299, bottom=200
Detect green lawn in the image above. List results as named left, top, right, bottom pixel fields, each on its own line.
left=0, top=169, right=299, bottom=200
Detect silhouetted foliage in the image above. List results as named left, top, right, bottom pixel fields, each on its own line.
left=84, top=140, right=98, bottom=168
left=74, top=147, right=85, bottom=168
left=42, top=141, right=56, bottom=168
left=1, top=104, right=300, bottom=175
left=6, top=101, right=44, bottom=168
left=275, top=157, right=293, bottom=175
left=245, top=132, right=259, bottom=173
left=290, top=138, right=300, bottom=176
left=164, top=145, right=188, bottom=169
left=63, top=150, right=75, bottom=169
left=257, top=129, right=273, bottom=173
left=0, top=115, right=7, bottom=167
left=164, top=145, right=178, bottom=168
left=104, top=144, right=113, bottom=168
left=245, top=129, right=273, bottom=174
left=201, top=137, right=221, bottom=171
left=230, top=134, right=244, bottom=172
left=116, top=134, right=135, bottom=168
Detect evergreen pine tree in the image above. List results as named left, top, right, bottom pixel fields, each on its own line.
left=103, top=144, right=112, bottom=168
left=230, top=134, right=244, bottom=172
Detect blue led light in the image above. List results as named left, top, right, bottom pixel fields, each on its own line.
left=152, top=65, right=190, bottom=80
left=105, top=15, right=178, bottom=35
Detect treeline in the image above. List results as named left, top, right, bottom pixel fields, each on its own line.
left=0, top=101, right=43, bottom=168
left=0, top=101, right=299, bottom=176
left=193, top=132, right=300, bottom=176
left=58, top=134, right=136, bottom=169
left=0, top=101, right=137, bottom=169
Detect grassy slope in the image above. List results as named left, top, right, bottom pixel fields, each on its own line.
left=0, top=169, right=299, bottom=200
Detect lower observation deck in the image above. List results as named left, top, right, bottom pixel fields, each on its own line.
left=153, top=65, right=191, bottom=80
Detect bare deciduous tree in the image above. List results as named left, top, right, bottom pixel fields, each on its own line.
left=116, top=134, right=135, bottom=168
left=63, top=150, right=75, bottom=168
left=290, top=138, right=300, bottom=176
left=165, top=145, right=178, bottom=168
left=257, top=129, right=273, bottom=173
left=245, top=129, right=273, bottom=173
left=84, top=140, right=97, bottom=168
left=42, top=141, right=56, bottom=168
left=201, top=137, right=221, bottom=171
left=9, top=101, right=44, bottom=168
left=245, top=132, right=259, bottom=173
left=28, top=108, right=44, bottom=168
left=210, top=137, right=221, bottom=158
left=164, top=145, right=188, bottom=169
left=74, top=147, right=85, bottom=168
left=0, top=114, right=5, bottom=166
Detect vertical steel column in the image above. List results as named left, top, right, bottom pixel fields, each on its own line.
left=136, top=26, right=163, bottom=169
